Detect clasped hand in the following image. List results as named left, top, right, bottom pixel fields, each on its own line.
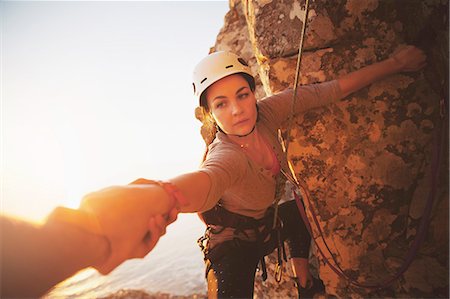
left=79, top=180, right=180, bottom=274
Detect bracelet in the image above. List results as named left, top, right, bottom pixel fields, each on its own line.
left=131, top=178, right=189, bottom=208
left=154, top=180, right=190, bottom=207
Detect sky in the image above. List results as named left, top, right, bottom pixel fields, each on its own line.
left=1, top=1, right=230, bottom=222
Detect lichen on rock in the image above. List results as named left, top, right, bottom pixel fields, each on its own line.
left=210, top=0, right=449, bottom=298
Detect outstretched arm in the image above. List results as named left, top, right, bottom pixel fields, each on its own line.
left=338, top=45, right=427, bottom=98
left=0, top=186, right=179, bottom=298
left=72, top=170, right=211, bottom=274
left=131, top=170, right=211, bottom=213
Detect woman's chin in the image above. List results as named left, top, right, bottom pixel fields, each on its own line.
left=234, top=127, right=255, bottom=137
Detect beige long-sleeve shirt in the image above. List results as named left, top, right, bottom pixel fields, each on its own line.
left=199, top=80, right=343, bottom=219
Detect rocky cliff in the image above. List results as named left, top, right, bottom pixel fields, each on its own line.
left=207, top=0, right=449, bottom=297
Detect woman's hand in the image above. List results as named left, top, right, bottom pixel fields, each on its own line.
left=143, top=207, right=179, bottom=255
left=128, top=178, right=181, bottom=256
left=390, top=45, right=427, bottom=72
left=338, top=45, right=427, bottom=97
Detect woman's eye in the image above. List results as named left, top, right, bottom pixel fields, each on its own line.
left=215, top=102, right=225, bottom=108
left=238, top=93, right=249, bottom=100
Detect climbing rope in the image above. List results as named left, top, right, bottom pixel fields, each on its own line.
left=269, top=0, right=311, bottom=284
left=281, top=0, right=446, bottom=290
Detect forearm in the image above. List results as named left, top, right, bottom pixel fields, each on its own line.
left=1, top=215, right=109, bottom=298
left=130, top=171, right=210, bottom=213
left=170, top=170, right=211, bottom=213
left=338, top=57, right=401, bottom=98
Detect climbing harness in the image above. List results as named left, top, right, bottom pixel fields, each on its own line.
left=280, top=0, right=447, bottom=290
left=197, top=204, right=287, bottom=282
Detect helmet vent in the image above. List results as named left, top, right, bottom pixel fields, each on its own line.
left=200, top=78, right=207, bottom=84
left=225, top=64, right=233, bottom=69
left=237, top=58, right=249, bottom=66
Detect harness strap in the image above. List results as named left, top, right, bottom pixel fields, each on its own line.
left=200, top=205, right=262, bottom=229
left=260, top=256, right=268, bottom=281
left=198, top=204, right=285, bottom=282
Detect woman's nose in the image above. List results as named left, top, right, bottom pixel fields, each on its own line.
left=231, top=101, right=243, bottom=115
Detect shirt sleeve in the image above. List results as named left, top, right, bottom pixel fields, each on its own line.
left=258, top=80, right=343, bottom=128
left=197, top=143, right=248, bottom=212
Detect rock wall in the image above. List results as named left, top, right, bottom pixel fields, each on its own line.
left=210, top=0, right=449, bottom=298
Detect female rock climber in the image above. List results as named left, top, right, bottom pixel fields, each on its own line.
left=82, top=45, right=426, bottom=298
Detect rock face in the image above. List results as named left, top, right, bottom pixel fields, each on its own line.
left=209, top=0, right=449, bottom=298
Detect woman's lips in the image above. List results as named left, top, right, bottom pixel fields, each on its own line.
left=234, top=119, right=249, bottom=126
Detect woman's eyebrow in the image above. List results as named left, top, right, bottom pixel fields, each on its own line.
left=212, top=95, right=227, bottom=102
left=235, top=86, right=249, bottom=94
left=212, top=86, right=249, bottom=102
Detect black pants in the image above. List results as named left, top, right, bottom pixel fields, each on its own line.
left=206, top=200, right=311, bottom=298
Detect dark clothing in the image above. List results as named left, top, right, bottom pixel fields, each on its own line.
left=202, top=200, right=311, bottom=298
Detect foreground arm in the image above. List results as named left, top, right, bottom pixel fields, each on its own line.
left=70, top=171, right=210, bottom=273
left=0, top=215, right=109, bottom=298
left=0, top=192, right=176, bottom=298
left=338, top=45, right=426, bottom=97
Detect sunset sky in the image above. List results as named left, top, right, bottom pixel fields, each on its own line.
left=1, top=1, right=230, bottom=222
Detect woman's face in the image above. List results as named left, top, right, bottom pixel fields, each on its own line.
left=206, top=74, right=257, bottom=136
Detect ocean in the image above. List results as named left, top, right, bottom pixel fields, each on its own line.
left=46, top=214, right=207, bottom=298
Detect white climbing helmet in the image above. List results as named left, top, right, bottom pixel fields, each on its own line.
left=192, top=51, right=255, bottom=106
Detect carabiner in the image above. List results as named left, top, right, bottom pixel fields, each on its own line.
left=275, top=262, right=283, bottom=282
